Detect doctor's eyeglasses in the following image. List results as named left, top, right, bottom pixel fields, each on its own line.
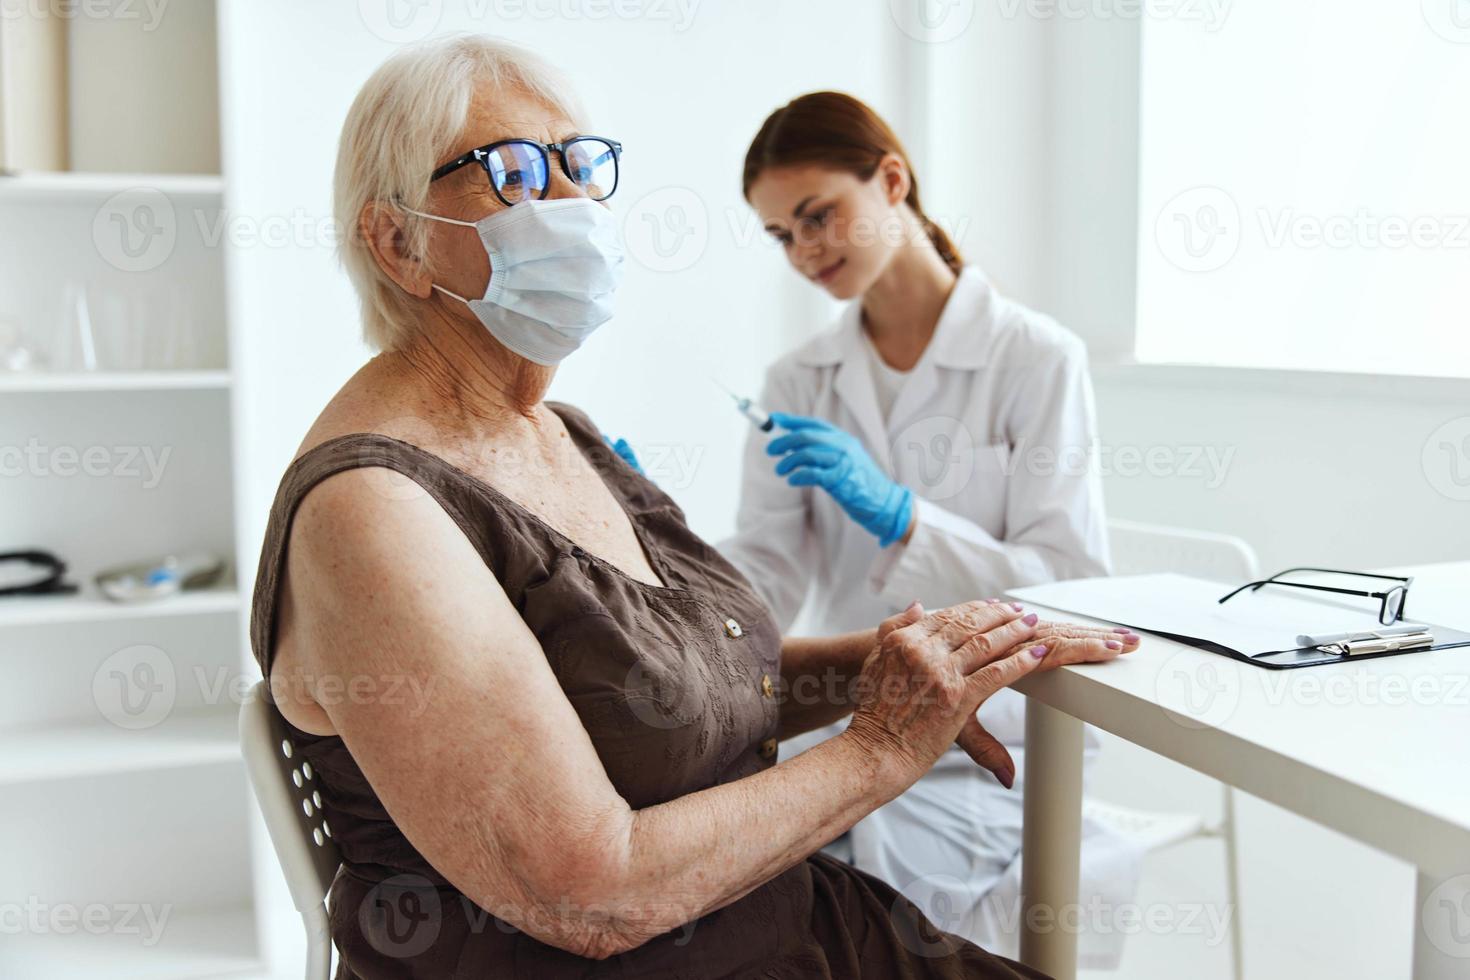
left=1218, top=566, right=1412, bottom=626
left=429, top=136, right=622, bottom=206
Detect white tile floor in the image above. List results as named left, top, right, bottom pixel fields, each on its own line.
left=1081, top=734, right=1416, bottom=980
left=1079, top=838, right=1237, bottom=980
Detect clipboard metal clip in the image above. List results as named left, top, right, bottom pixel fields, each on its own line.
left=1318, top=630, right=1436, bottom=657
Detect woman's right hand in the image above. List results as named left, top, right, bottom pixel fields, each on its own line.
left=843, top=600, right=1046, bottom=794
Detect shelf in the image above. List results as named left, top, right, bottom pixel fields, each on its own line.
left=2, top=903, right=261, bottom=980
left=0, top=370, right=231, bottom=393
left=0, top=587, right=240, bottom=628
left=1, top=707, right=243, bottom=787
left=0, top=170, right=224, bottom=201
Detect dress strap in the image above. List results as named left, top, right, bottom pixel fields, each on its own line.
left=247, top=432, right=482, bottom=683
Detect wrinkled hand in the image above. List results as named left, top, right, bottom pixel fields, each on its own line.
left=766, top=412, right=913, bottom=547
left=948, top=604, right=1141, bottom=788
left=1024, top=618, right=1141, bottom=668
left=844, top=600, right=1048, bottom=793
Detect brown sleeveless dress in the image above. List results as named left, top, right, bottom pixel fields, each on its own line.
left=249, top=401, right=1050, bottom=980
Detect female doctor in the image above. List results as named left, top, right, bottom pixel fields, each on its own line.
left=718, top=92, right=1142, bottom=967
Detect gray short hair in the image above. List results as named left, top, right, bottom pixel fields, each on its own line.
left=334, top=34, right=587, bottom=352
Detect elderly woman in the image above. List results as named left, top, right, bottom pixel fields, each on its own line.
left=249, top=35, right=1138, bottom=979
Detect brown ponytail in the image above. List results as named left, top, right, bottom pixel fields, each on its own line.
left=742, top=91, right=962, bottom=275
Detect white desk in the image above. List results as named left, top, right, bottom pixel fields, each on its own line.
left=1010, top=561, right=1470, bottom=979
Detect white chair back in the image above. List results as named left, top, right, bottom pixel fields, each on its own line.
left=1108, top=518, right=1260, bottom=583
left=240, top=680, right=340, bottom=980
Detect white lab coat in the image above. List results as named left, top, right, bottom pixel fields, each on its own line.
left=718, top=267, right=1142, bottom=967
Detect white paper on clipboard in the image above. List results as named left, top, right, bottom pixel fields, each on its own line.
left=1007, top=573, right=1398, bottom=657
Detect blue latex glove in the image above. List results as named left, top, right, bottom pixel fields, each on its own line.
left=766, top=412, right=913, bottom=547
left=602, top=435, right=645, bottom=475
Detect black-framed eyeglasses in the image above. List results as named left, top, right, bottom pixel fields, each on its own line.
left=1218, top=566, right=1413, bottom=626
left=430, top=136, right=622, bottom=206
left=0, top=550, right=79, bottom=598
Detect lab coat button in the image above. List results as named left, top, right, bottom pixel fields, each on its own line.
left=759, top=737, right=778, bottom=759
left=723, top=617, right=743, bottom=638
left=760, top=674, right=774, bottom=699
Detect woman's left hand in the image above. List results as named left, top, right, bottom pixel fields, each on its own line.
left=949, top=606, right=1140, bottom=788
left=1026, top=619, right=1141, bottom=667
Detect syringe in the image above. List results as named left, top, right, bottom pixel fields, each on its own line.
left=712, top=379, right=775, bottom=432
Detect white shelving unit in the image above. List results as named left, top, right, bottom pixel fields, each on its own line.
left=2, top=708, right=243, bottom=787
left=0, top=171, right=227, bottom=200
left=0, top=369, right=232, bottom=393
left=0, top=4, right=265, bottom=978
left=0, top=586, right=241, bottom=628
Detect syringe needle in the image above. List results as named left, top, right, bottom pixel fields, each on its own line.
left=709, top=376, right=741, bottom=401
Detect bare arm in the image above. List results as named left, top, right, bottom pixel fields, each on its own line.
left=775, top=629, right=874, bottom=739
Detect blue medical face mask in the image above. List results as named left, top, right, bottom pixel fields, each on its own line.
left=402, top=197, right=624, bottom=366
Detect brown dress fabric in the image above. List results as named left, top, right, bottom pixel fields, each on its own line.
left=249, top=400, right=1050, bottom=980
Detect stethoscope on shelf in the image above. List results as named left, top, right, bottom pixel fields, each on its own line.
left=0, top=550, right=79, bottom=597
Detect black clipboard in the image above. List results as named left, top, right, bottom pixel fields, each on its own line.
left=1127, top=622, right=1470, bottom=670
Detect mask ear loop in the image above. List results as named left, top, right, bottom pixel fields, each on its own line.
left=396, top=203, right=476, bottom=305
left=430, top=283, right=472, bottom=305
left=398, top=204, right=477, bottom=228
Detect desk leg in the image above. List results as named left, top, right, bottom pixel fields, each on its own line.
left=1019, top=698, right=1084, bottom=980
left=1414, top=869, right=1470, bottom=979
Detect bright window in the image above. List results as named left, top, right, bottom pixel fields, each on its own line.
left=1135, top=1, right=1470, bottom=377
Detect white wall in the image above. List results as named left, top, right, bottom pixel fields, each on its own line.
left=1094, top=367, right=1470, bottom=571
